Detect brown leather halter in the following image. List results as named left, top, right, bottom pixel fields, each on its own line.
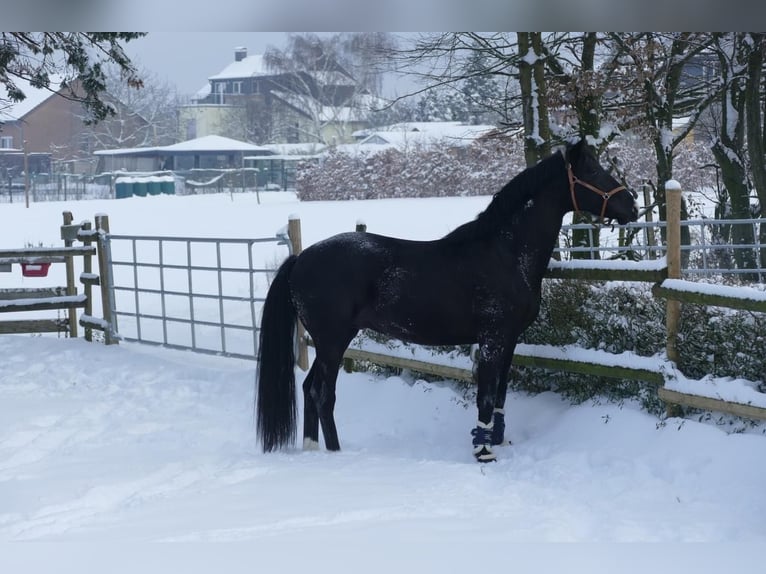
left=567, top=163, right=626, bottom=221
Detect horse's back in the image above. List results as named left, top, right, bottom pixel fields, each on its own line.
left=289, top=231, right=480, bottom=345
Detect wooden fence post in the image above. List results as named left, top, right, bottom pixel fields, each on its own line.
left=62, top=211, right=78, bottom=339
left=288, top=216, right=309, bottom=371
left=665, top=181, right=682, bottom=364
left=95, top=214, right=118, bottom=345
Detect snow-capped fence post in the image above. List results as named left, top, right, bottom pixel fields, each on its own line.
left=287, top=216, right=309, bottom=371
left=664, top=181, right=683, bottom=365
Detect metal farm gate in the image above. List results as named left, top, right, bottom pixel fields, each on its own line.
left=106, top=231, right=290, bottom=361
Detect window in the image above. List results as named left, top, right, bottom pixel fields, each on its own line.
left=0, top=136, right=13, bottom=148
left=185, top=118, right=196, bottom=140
left=232, top=81, right=242, bottom=94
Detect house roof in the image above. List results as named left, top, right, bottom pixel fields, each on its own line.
left=207, top=52, right=356, bottom=87
left=208, top=54, right=270, bottom=81
left=162, top=134, right=270, bottom=153
left=0, top=74, right=65, bottom=121
left=94, top=135, right=271, bottom=156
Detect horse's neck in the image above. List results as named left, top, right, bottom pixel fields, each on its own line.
left=503, top=183, right=569, bottom=282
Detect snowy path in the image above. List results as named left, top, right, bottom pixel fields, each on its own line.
left=1, top=335, right=764, bottom=547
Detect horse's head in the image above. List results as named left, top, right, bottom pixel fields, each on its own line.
left=565, top=139, right=638, bottom=225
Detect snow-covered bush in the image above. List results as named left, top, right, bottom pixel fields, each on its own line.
left=297, top=137, right=718, bottom=202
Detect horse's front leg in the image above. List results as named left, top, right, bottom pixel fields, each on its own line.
left=472, top=337, right=513, bottom=462
left=490, top=344, right=516, bottom=447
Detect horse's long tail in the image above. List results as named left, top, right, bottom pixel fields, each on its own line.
left=256, top=254, right=299, bottom=452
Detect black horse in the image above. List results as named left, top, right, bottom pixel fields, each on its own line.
left=256, top=139, right=638, bottom=462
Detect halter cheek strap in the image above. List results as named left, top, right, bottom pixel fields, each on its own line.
left=567, top=164, right=626, bottom=221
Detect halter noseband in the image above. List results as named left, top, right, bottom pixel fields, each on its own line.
left=567, top=163, right=626, bottom=221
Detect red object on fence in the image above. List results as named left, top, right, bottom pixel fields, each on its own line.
left=21, top=262, right=51, bottom=277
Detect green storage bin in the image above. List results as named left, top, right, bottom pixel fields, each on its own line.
left=115, top=179, right=134, bottom=199
left=160, top=177, right=175, bottom=195
left=133, top=180, right=148, bottom=197
left=147, top=179, right=162, bottom=196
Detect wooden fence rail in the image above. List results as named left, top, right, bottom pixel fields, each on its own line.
left=0, top=211, right=116, bottom=343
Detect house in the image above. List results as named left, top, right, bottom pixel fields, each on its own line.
left=94, top=134, right=273, bottom=173
left=0, top=76, right=150, bottom=174
left=178, top=47, right=379, bottom=146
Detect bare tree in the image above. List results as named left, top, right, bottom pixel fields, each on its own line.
left=262, top=32, right=392, bottom=144
left=83, top=64, right=181, bottom=150
left=608, top=33, right=719, bottom=220
left=389, top=33, right=521, bottom=131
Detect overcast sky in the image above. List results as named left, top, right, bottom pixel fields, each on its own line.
left=123, top=33, right=295, bottom=96
left=122, top=32, right=421, bottom=99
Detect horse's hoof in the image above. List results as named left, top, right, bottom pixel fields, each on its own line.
left=473, top=445, right=497, bottom=462
left=471, top=421, right=496, bottom=462
left=303, top=438, right=320, bottom=451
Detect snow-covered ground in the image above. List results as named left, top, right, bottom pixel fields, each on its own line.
left=1, top=192, right=764, bottom=570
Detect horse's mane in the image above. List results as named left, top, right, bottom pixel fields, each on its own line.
left=443, top=149, right=566, bottom=243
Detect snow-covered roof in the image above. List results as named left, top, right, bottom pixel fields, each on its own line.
left=208, top=54, right=270, bottom=80
left=0, top=74, right=65, bottom=121
left=261, top=142, right=327, bottom=156
left=356, top=122, right=497, bottom=151
left=161, top=134, right=269, bottom=153
left=207, top=52, right=356, bottom=88
left=94, top=135, right=270, bottom=156
left=193, top=83, right=212, bottom=101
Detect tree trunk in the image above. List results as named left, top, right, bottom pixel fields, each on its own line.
left=743, top=34, right=766, bottom=273
left=518, top=32, right=550, bottom=167
left=713, top=33, right=759, bottom=279
left=571, top=33, right=602, bottom=259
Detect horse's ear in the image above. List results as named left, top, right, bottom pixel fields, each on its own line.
left=565, top=138, right=585, bottom=165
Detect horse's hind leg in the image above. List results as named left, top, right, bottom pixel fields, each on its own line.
left=301, top=364, right=320, bottom=450
left=310, top=330, right=357, bottom=452
left=312, top=354, right=344, bottom=451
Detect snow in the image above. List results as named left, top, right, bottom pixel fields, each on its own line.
left=207, top=53, right=269, bottom=81
left=95, top=135, right=270, bottom=156
left=548, top=256, right=668, bottom=271
left=665, top=179, right=682, bottom=191
left=354, top=121, right=497, bottom=152
left=1, top=191, right=765, bottom=567
left=662, top=278, right=766, bottom=302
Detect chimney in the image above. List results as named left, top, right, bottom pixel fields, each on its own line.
left=234, top=47, right=247, bottom=62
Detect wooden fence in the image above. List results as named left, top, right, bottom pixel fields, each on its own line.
left=290, top=183, right=766, bottom=422
left=0, top=211, right=117, bottom=344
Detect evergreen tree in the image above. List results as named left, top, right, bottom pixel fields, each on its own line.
left=0, top=32, right=145, bottom=125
